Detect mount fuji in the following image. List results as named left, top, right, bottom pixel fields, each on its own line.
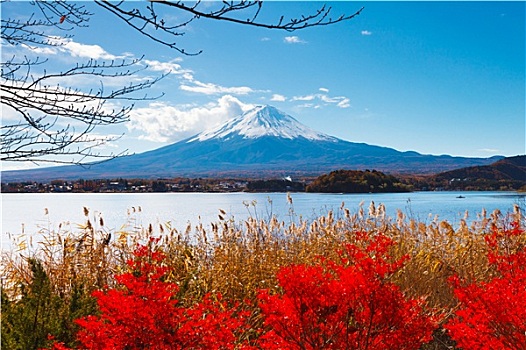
left=187, top=105, right=336, bottom=143
left=1, top=105, right=501, bottom=181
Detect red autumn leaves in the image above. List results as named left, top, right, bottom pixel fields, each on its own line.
left=49, top=224, right=525, bottom=349
left=445, top=222, right=526, bottom=349
left=257, top=233, right=437, bottom=349
left=73, top=245, right=249, bottom=350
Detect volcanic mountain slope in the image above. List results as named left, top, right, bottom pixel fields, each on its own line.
left=1, top=105, right=502, bottom=181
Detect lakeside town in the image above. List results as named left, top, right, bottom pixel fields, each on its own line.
left=3, top=170, right=525, bottom=194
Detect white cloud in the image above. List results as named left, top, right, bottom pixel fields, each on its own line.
left=284, top=36, right=307, bottom=44
left=478, top=148, right=500, bottom=153
left=270, top=94, right=287, bottom=102
left=319, top=87, right=329, bottom=93
left=297, top=103, right=321, bottom=109
left=180, top=79, right=254, bottom=95
left=21, top=43, right=58, bottom=55
left=182, top=72, right=194, bottom=81
left=42, top=71, right=152, bottom=89
left=20, top=36, right=124, bottom=60
left=143, top=59, right=191, bottom=75
left=337, top=98, right=351, bottom=108
left=1, top=101, right=23, bottom=122
left=62, top=40, right=118, bottom=60
left=261, top=37, right=271, bottom=42
left=1, top=79, right=128, bottom=126
left=179, top=71, right=254, bottom=95
left=17, top=35, right=256, bottom=99
left=292, top=92, right=351, bottom=109
left=292, top=94, right=316, bottom=101
left=320, top=95, right=341, bottom=103
left=361, top=30, right=373, bottom=36
left=128, top=95, right=254, bottom=142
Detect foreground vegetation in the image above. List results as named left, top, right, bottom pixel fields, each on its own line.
left=1, top=201, right=525, bottom=349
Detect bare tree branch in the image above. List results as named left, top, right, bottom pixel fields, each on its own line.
left=1, top=1, right=164, bottom=165
left=95, top=1, right=364, bottom=55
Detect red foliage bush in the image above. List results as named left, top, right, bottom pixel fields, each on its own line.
left=446, top=222, right=526, bottom=349
left=73, top=243, right=250, bottom=350
left=257, top=232, right=438, bottom=350
left=45, top=335, right=70, bottom=350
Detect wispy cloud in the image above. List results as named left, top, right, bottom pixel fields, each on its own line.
left=284, top=36, right=307, bottom=44
left=21, top=36, right=133, bottom=60
left=20, top=37, right=122, bottom=60
left=21, top=38, right=189, bottom=77
left=17, top=36, right=257, bottom=97
left=319, top=87, right=329, bottom=93
left=361, top=30, right=373, bottom=36
left=292, top=94, right=316, bottom=101
left=39, top=72, right=152, bottom=89
left=128, top=95, right=254, bottom=143
left=337, top=98, right=351, bottom=108
left=20, top=44, right=57, bottom=55
left=320, top=95, right=341, bottom=103
left=180, top=79, right=254, bottom=95
left=297, top=103, right=321, bottom=109
left=177, top=67, right=256, bottom=95
left=143, top=59, right=190, bottom=75
left=478, top=148, right=500, bottom=153
left=270, top=94, right=287, bottom=102
left=292, top=92, right=351, bottom=108
left=62, top=40, right=119, bottom=60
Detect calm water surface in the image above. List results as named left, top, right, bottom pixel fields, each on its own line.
left=2, top=191, right=524, bottom=247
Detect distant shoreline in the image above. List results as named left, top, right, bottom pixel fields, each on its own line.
left=3, top=156, right=524, bottom=193
left=2, top=182, right=524, bottom=194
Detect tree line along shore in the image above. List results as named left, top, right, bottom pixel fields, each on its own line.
left=2, top=167, right=525, bottom=194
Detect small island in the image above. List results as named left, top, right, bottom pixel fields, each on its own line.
left=306, top=169, right=411, bottom=193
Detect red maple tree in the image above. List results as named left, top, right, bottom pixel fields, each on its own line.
left=257, top=232, right=438, bottom=349
left=446, top=222, right=526, bottom=349
left=73, top=243, right=250, bottom=350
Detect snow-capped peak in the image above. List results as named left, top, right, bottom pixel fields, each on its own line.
left=187, top=105, right=336, bottom=142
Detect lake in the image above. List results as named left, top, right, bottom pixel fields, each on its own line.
left=2, top=191, right=524, bottom=248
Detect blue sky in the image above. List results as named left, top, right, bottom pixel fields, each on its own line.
left=2, top=1, right=525, bottom=170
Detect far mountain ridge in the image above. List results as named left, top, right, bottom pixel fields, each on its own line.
left=433, top=155, right=526, bottom=182
left=1, top=105, right=503, bottom=182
